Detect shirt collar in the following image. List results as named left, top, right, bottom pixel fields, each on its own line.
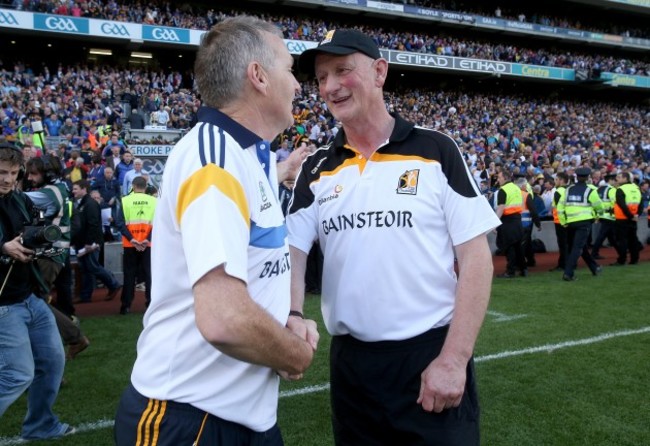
left=197, top=106, right=262, bottom=149
left=330, top=112, right=414, bottom=152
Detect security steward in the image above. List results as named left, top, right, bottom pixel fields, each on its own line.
left=115, top=176, right=156, bottom=314
left=612, top=172, right=642, bottom=266
left=496, top=169, right=526, bottom=278
left=557, top=167, right=603, bottom=281
left=591, top=174, right=618, bottom=259
left=550, top=172, right=569, bottom=272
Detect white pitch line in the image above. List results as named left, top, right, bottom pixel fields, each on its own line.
left=0, top=420, right=114, bottom=446
left=486, top=310, right=529, bottom=322
left=474, top=326, right=650, bottom=362
left=1, top=326, right=649, bottom=445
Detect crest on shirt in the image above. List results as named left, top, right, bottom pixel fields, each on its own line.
left=259, top=181, right=271, bottom=211
left=396, top=169, right=420, bottom=195
left=259, top=181, right=268, bottom=202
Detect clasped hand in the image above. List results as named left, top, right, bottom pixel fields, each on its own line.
left=278, top=316, right=319, bottom=381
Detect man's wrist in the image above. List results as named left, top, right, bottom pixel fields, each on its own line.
left=288, top=310, right=304, bottom=319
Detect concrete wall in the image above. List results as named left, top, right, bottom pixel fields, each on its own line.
left=487, top=220, right=649, bottom=253
left=103, top=241, right=124, bottom=283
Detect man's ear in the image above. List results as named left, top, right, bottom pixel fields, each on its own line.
left=374, top=58, right=389, bottom=87
left=247, top=61, right=269, bottom=95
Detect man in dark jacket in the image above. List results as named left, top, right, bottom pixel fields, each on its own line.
left=71, top=179, right=121, bottom=303
left=0, top=143, right=75, bottom=440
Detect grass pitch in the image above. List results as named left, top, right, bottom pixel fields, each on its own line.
left=1, top=263, right=649, bottom=445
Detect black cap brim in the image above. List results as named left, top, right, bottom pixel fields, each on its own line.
left=298, top=46, right=359, bottom=76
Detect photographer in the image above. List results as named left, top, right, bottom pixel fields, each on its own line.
left=0, top=143, right=75, bottom=440
left=25, top=155, right=90, bottom=359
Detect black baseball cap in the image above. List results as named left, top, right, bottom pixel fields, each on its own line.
left=575, top=167, right=591, bottom=177
left=298, top=29, right=381, bottom=76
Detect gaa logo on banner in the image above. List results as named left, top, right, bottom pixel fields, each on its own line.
left=34, top=14, right=88, bottom=34
left=143, top=25, right=189, bottom=44
left=0, top=11, right=19, bottom=26
left=100, top=22, right=130, bottom=37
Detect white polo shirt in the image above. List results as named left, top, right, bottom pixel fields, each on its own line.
left=288, top=114, right=500, bottom=342
left=131, top=107, right=290, bottom=432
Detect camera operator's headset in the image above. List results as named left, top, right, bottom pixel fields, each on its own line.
left=0, top=142, right=25, bottom=181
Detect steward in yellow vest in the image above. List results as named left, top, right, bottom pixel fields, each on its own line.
left=116, top=176, right=157, bottom=313
left=612, top=172, right=642, bottom=266
left=550, top=172, right=569, bottom=271
left=495, top=170, right=525, bottom=278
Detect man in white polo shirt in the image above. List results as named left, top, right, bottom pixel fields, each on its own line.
left=288, top=29, right=500, bottom=445
left=114, top=16, right=317, bottom=446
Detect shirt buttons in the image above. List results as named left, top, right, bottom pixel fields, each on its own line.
left=261, top=163, right=266, bottom=168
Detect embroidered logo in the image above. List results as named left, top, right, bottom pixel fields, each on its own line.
left=396, top=169, right=419, bottom=195
left=259, top=181, right=271, bottom=211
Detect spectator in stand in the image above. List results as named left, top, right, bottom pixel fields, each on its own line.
left=93, top=165, right=121, bottom=211
left=88, top=154, right=105, bottom=188
left=122, top=158, right=147, bottom=196
left=60, top=117, right=78, bottom=138
left=104, top=143, right=123, bottom=171
left=276, top=140, right=291, bottom=162
left=127, top=107, right=145, bottom=129
left=43, top=113, right=63, bottom=137
left=115, top=151, right=134, bottom=186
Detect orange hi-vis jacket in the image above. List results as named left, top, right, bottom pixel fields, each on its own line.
left=120, top=192, right=157, bottom=248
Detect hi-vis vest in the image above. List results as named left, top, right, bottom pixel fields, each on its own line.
left=552, top=186, right=566, bottom=224
left=597, top=184, right=616, bottom=221
left=98, top=124, right=112, bottom=146
left=614, top=183, right=641, bottom=220
left=500, top=182, right=523, bottom=216
left=559, top=182, right=602, bottom=226
left=521, top=191, right=532, bottom=228
left=121, top=192, right=157, bottom=248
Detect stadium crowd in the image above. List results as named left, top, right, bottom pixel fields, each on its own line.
left=2, top=0, right=649, bottom=76
left=2, top=62, right=649, bottom=229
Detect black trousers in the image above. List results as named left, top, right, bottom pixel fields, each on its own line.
left=522, top=225, right=535, bottom=265
left=497, top=220, right=524, bottom=274
left=114, top=384, right=284, bottom=446
left=591, top=219, right=617, bottom=255
left=614, top=220, right=640, bottom=264
left=122, top=247, right=151, bottom=309
left=565, top=221, right=598, bottom=277
left=330, top=326, right=479, bottom=446
left=554, top=223, right=568, bottom=268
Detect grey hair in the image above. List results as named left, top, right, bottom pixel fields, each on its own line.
left=515, top=177, right=528, bottom=188
left=195, top=16, right=282, bottom=108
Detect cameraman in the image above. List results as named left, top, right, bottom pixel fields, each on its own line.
left=25, top=155, right=90, bottom=359
left=0, top=143, right=75, bottom=440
